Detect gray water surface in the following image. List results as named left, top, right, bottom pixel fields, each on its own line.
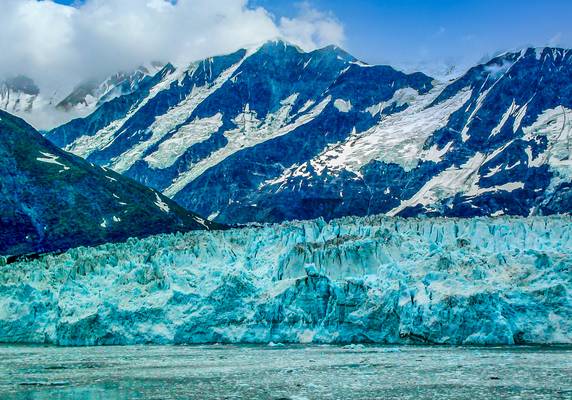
left=0, top=345, right=570, bottom=399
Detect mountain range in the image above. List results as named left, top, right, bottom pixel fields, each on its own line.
left=0, top=109, right=214, bottom=259
left=43, top=41, right=572, bottom=225
left=0, top=63, right=163, bottom=130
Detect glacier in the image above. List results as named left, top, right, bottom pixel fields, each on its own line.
left=0, top=215, right=570, bottom=346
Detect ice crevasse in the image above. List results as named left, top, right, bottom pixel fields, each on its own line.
left=0, top=215, right=570, bottom=346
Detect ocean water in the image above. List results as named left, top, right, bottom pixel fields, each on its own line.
left=0, top=345, right=570, bottom=399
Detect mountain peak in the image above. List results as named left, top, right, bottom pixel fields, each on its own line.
left=487, top=46, right=571, bottom=64
left=312, top=44, right=356, bottom=63
left=256, top=39, right=355, bottom=61
left=257, top=38, right=305, bottom=54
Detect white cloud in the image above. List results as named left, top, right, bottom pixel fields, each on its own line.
left=483, top=59, right=513, bottom=79
left=0, top=0, right=345, bottom=96
left=278, top=2, right=345, bottom=50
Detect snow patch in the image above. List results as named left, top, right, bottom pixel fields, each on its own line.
left=154, top=193, right=170, bottom=213
left=333, top=99, right=352, bottom=113
left=522, top=106, right=572, bottom=192
left=65, top=67, right=183, bottom=159
left=421, top=141, right=454, bottom=164
left=286, top=85, right=471, bottom=177
left=207, top=211, right=220, bottom=221
left=193, top=216, right=210, bottom=230
left=36, top=151, right=70, bottom=172
left=388, top=153, right=485, bottom=216
left=164, top=94, right=330, bottom=197
left=111, top=56, right=250, bottom=173
left=490, top=100, right=518, bottom=137
left=144, top=113, right=224, bottom=169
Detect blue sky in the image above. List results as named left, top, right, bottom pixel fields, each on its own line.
left=254, top=0, right=572, bottom=68
left=53, top=0, right=572, bottom=68
left=7, top=0, right=568, bottom=101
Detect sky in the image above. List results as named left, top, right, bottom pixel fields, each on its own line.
left=252, top=0, right=572, bottom=73
left=2, top=0, right=571, bottom=94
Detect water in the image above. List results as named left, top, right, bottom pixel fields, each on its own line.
left=0, top=345, right=570, bottom=399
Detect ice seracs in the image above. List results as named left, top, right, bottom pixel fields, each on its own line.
left=0, top=215, right=570, bottom=346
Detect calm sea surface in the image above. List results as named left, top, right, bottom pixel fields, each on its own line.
left=0, top=344, right=570, bottom=399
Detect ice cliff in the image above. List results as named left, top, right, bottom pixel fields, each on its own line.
left=0, top=215, right=570, bottom=346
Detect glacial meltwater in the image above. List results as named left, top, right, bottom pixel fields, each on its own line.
left=0, top=345, right=570, bottom=400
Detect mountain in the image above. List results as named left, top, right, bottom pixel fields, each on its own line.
left=55, top=62, right=165, bottom=113
left=46, top=42, right=572, bottom=224
left=0, top=109, right=215, bottom=259
left=0, top=64, right=163, bottom=130
left=0, top=75, right=41, bottom=114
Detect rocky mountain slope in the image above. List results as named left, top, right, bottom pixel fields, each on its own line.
left=0, top=110, right=214, bottom=259
left=55, top=63, right=165, bottom=113
left=0, top=64, right=163, bottom=130
left=0, top=76, right=40, bottom=114
left=46, top=42, right=572, bottom=224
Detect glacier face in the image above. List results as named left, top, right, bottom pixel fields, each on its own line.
left=0, top=215, right=570, bottom=346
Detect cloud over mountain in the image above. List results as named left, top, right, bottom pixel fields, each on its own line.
left=0, top=0, right=345, bottom=94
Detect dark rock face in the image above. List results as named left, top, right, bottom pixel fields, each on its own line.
left=3, top=76, right=40, bottom=96
left=47, top=43, right=572, bottom=224
left=0, top=110, right=216, bottom=258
